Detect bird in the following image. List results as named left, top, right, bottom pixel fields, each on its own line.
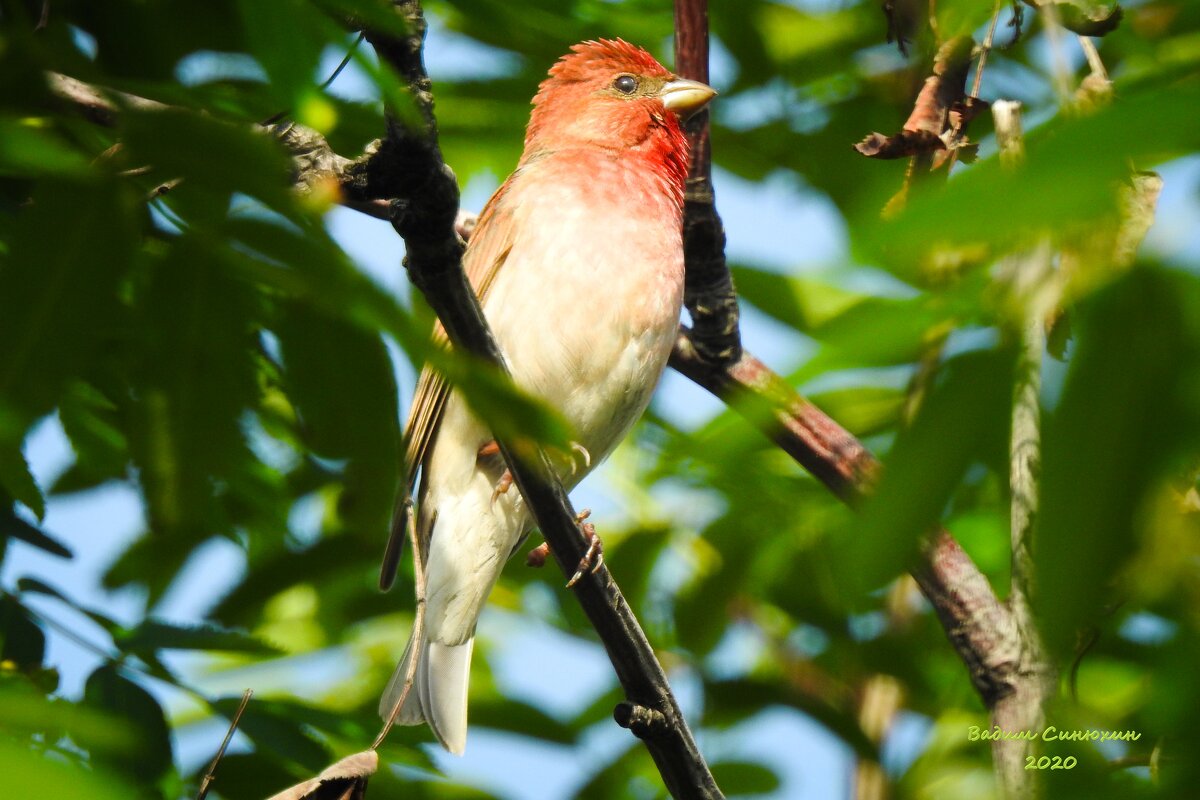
left=378, top=38, right=715, bottom=755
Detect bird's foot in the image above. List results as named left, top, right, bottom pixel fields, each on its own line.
left=491, top=469, right=513, bottom=505
left=567, top=520, right=604, bottom=588
left=524, top=509, right=603, bottom=587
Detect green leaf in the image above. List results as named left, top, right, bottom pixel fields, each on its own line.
left=71, top=0, right=246, bottom=81
left=275, top=303, right=399, bottom=538
left=731, top=264, right=864, bottom=335
left=83, top=665, right=174, bottom=782
left=116, top=619, right=283, bottom=656
left=122, top=108, right=295, bottom=221
left=16, top=578, right=128, bottom=643
left=0, top=594, right=45, bottom=669
left=0, top=737, right=131, bottom=800
left=832, top=348, right=1014, bottom=596
left=706, top=680, right=878, bottom=762
left=1037, top=268, right=1200, bottom=655
left=0, top=117, right=90, bottom=177
left=469, top=696, right=577, bottom=744
left=238, top=0, right=340, bottom=110
left=861, top=78, right=1200, bottom=275
left=0, top=508, right=71, bottom=558
left=0, top=179, right=134, bottom=442
left=0, top=447, right=44, bottom=519
left=126, top=239, right=258, bottom=538
left=54, top=381, right=130, bottom=494
left=310, top=0, right=414, bottom=39
left=808, top=385, right=905, bottom=438
left=710, top=760, right=781, bottom=795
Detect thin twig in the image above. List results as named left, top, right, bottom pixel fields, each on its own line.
left=261, top=31, right=367, bottom=126
left=972, top=2, right=1004, bottom=100
left=197, top=689, right=253, bottom=800
left=1077, top=36, right=1107, bottom=80
left=945, top=2, right=1003, bottom=172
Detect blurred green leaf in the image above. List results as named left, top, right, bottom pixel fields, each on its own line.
left=0, top=179, right=134, bottom=443
left=833, top=348, right=1014, bottom=596
left=117, top=619, right=283, bottom=656
left=122, top=108, right=295, bottom=220
left=276, top=303, right=400, bottom=538
left=0, top=737, right=132, bottom=800
left=731, top=264, right=864, bottom=334
left=808, top=385, right=905, bottom=438
left=709, top=760, right=780, bottom=796
left=0, top=509, right=71, bottom=559
left=0, top=594, right=45, bottom=669
left=0, top=448, right=44, bottom=520
left=1037, top=268, right=1200, bottom=656
left=54, top=381, right=130, bottom=493
left=83, top=665, right=174, bottom=784
left=238, top=0, right=340, bottom=110
left=0, top=118, right=90, bottom=177
left=126, top=239, right=258, bottom=540
left=470, top=696, right=577, bottom=744
left=861, top=78, right=1200, bottom=274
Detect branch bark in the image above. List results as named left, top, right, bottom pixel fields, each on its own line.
left=675, top=0, right=740, bottom=367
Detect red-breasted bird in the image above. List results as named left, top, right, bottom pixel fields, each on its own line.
left=378, top=39, right=715, bottom=754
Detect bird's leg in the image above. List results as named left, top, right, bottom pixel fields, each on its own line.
left=490, top=470, right=513, bottom=504
left=478, top=440, right=514, bottom=504
left=567, top=518, right=604, bottom=587
left=525, top=509, right=604, bottom=587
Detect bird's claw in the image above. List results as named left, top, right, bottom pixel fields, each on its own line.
left=491, top=469, right=513, bottom=505
left=566, top=520, right=603, bottom=588
left=570, top=442, right=592, bottom=470
left=524, top=508, right=603, bottom=586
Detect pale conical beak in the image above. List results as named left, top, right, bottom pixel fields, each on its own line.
left=660, top=78, right=717, bottom=119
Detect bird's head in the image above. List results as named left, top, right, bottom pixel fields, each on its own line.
left=524, top=39, right=716, bottom=157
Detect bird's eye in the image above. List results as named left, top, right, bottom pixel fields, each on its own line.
left=613, top=75, right=638, bottom=95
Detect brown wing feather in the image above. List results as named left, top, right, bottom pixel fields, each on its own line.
left=379, top=178, right=519, bottom=589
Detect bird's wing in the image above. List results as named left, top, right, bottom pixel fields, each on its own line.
left=379, top=178, right=518, bottom=589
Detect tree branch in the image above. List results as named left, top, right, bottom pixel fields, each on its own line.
left=358, top=3, right=722, bottom=798
left=675, top=0, right=741, bottom=367
left=668, top=341, right=1020, bottom=707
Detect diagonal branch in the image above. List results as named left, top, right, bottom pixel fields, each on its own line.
left=668, top=341, right=1019, bottom=707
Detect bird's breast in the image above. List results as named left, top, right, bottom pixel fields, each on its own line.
left=481, top=158, right=685, bottom=473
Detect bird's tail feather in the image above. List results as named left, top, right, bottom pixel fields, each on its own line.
left=379, top=631, right=475, bottom=755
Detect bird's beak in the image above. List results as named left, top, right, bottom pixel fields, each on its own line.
left=659, top=78, right=717, bottom=119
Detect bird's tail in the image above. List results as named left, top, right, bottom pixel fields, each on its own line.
left=379, top=630, right=475, bottom=755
